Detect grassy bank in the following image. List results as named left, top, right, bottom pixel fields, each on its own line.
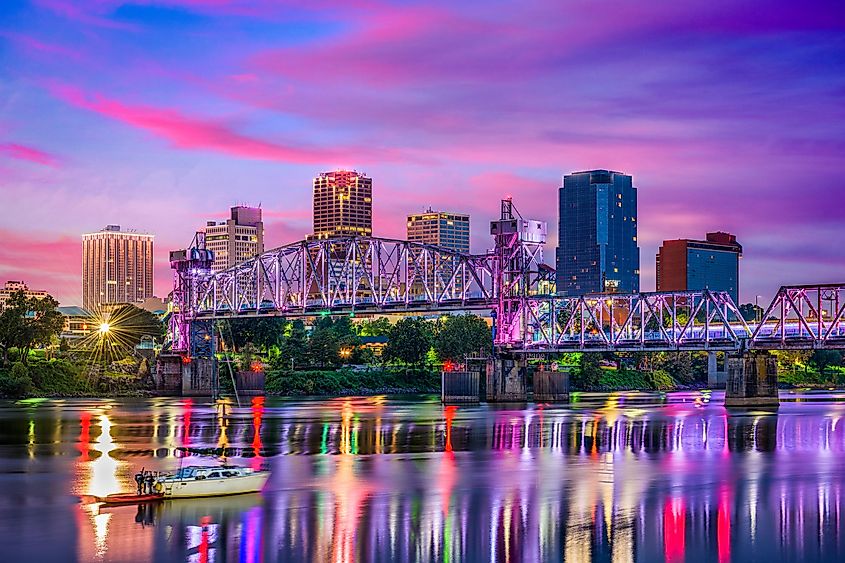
left=592, top=368, right=677, bottom=391
left=265, top=368, right=440, bottom=396
left=0, top=358, right=152, bottom=399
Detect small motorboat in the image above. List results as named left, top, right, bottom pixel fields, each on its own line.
left=98, top=492, right=164, bottom=506
left=153, top=465, right=270, bottom=499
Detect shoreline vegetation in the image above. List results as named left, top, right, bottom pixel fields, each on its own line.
left=1, top=293, right=843, bottom=400
left=2, top=356, right=844, bottom=400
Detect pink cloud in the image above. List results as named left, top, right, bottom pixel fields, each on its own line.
left=0, top=230, right=81, bottom=304
left=0, top=142, right=60, bottom=167
left=46, top=82, right=395, bottom=165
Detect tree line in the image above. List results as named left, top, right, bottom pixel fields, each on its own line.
left=224, top=314, right=493, bottom=371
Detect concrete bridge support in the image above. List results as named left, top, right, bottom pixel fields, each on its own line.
left=725, top=351, right=779, bottom=408
left=707, top=352, right=728, bottom=388
left=182, top=358, right=216, bottom=396
left=485, top=357, right=527, bottom=402
left=533, top=369, right=570, bottom=402
left=441, top=371, right=481, bottom=404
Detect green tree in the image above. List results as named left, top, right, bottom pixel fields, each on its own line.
left=383, top=317, right=433, bottom=367
left=275, top=319, right=308, bottom=370
left=655, top=352, right=696, bottom=384
left=307, top=324, right=341, bottom=368
left=226, top=317, right=288, bottom=352
left=357, top=318, right=392, bottom=337
left=572, top=353, right=603, bottom=390
left=0, top=362, right=33, bottom=398
left=773, top=350, right=812, bottom=376
left=434, top=314, right=492, bottom=362
left=0, top=291, right=64, bottom=365
left=810, top=350, right=842, bottom=375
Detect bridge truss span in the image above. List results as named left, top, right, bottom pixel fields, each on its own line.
left=750, top=284, right=845, bottom=349
left=502, top=289, right=750, bottom=352
left=190, top=236, right=497, bottom=317
left=169, top=198, right=844, bottom=353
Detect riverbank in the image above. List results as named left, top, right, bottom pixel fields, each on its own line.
left=3, top=360, right=843, bottom=399
left=264, top=368, right=440, bottom=396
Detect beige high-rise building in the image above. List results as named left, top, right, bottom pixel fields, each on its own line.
left=0, top=280, right=49, bottom=309
left=205, top=206, right=265, bottom=273
left=82, top=225, right=154, bottom=310
left=309, top=170, right=372, bottom=240
left=407, top=209, right=470, bottom=253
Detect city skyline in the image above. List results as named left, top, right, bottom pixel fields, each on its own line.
left=1, top=1, right=844, bottom=305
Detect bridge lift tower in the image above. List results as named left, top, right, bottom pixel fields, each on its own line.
left=158, top=232, right=218, bottom=395
left=484, top=199, right=550, bottom=401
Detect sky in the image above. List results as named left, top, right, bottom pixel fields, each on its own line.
left=0, top=0, right=844, bottom=307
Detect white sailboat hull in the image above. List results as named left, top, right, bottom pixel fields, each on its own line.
left=159, top=471, right=270, bottom=498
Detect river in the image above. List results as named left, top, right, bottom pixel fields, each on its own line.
left=2, top=391, right=845, bottom=562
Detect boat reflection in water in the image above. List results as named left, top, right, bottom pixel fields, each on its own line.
left=4, top=392, right=845, bottom=561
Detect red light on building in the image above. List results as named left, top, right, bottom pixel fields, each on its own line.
left=181, top=355, right=192, bottom=364
left=443, top=360, right=455, bottom=372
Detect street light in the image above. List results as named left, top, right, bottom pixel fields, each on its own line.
left=98, top=322, right=111, bottom=335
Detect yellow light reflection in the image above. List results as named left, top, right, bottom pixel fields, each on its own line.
left=89, top=414, right=120, bottom=498
left=92, top=512, right=112, bottom=559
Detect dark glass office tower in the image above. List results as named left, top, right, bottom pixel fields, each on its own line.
left=556, top=169, right=640, bottom=295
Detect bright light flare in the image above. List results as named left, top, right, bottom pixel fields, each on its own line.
left=98, top=322, right=111, bottom=335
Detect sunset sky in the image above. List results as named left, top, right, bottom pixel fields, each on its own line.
left=1, top=0, right=843, bottom=306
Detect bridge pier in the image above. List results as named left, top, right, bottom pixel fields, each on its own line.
left=441, top=370, right=481, bottom=404
left=485, top=357, right=527, bottom=402
left=182, top=357, right=216, bottom=396
left=725, top=351, right=779, bottom=408
left=707, top=352, right=728, bottom=388
left=533, top=368, right=570, bottom=402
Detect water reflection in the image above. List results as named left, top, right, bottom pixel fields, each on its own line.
left=3, top=392, right=845, bottom=561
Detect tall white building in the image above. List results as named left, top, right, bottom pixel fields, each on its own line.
left=205, top=206, right=265, bottom=273
left=82, top=225, right=154, bottom=310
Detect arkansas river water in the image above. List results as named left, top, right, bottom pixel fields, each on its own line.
left=2, top=391, right=845, bottom=562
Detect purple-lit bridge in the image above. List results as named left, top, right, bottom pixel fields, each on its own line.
left=166, top=199, right=844, bottom=406
left=170, top=200, right=845, bottom=354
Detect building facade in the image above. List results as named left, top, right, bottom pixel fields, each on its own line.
left=82, top=225, right=154, bottom=310
left=406, top=209, right=470, bottom=253
left=656, top=232, right=743, bottom=302
left=556, top=170, right=639, bottom=296
left=205, top=206, right=265, bottom=273
left=0, top=280, right=49, bottom=308
left=309, top=170, right=373, bottom=240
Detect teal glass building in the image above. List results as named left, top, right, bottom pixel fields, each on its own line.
left=556, top=170, right=640, bottom=296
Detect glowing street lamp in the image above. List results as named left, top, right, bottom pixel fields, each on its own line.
left=98, top=322, right=111, bottom=335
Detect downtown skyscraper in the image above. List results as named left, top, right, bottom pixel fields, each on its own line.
left=656, top=232, right=742, bottom=302
left=556, top=170, right=639, bottom=296
left=406, top=209, right=470, bottom=253
left=308, top=170, right=373, bottom=240
left=204, top=206, right=265, bottom=273
left=82, top=225, right=154, bottom=310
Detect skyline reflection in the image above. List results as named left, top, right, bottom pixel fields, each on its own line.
left=2, top=392, right=845, bottom=561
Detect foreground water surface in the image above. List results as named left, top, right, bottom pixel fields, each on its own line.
left=2, top=391, right=845, bottom=562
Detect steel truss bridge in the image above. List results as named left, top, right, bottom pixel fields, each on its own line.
left=170, top=200, right=845, bottom=354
